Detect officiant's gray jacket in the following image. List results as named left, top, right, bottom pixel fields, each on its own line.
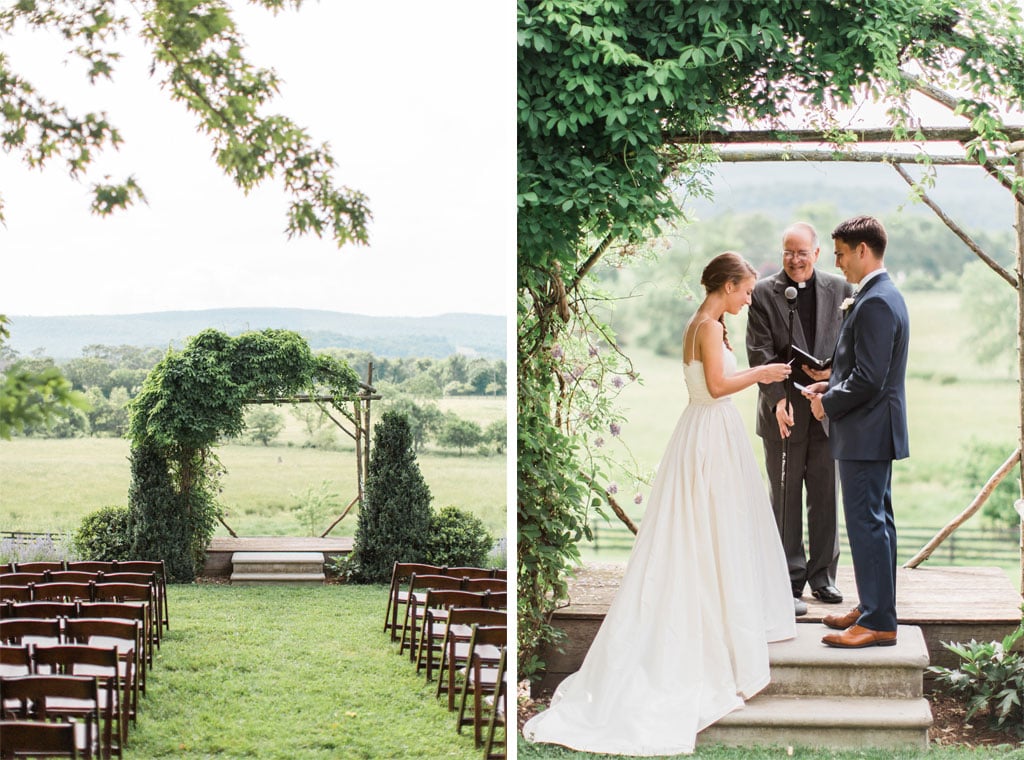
left=746, top=269, right=853, bottom=442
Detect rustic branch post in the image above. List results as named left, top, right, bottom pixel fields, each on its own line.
left=1012, top=140, right=1024, bottom=591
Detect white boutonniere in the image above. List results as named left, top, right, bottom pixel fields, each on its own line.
left=839, top=297, right=856, bottom=313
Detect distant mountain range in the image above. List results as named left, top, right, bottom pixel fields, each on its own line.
left=5, top=308, right=506, bottom=361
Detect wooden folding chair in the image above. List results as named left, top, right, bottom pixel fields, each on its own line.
left=77, top=602, right=154, bottom=667
left=2, top=602, right=78, bottom=621
left=13, top=562, right=66, bottom=574
left=0, top=573, right=48, bottom=586
left=446, top=566, right=494, bottom=581
left=455, top=624, right=506, bottom=741
left=34, top=645, right=128, bottom=756
left=0, top=674, right=110, bottom=760
left=414, top=590, right=489, bottom=677
left=0, top=618, right=62, bottom=646
left=31, top=583, right=94, bottom=604
left=383, top=562, right=445, bottom=640
left=491, top=568, right=507, bottom=580
left=0, top=719, right=79, bottom=758
left=0, top=586, right=31, bottom=603
left=398, top=574, right=464, bottom=658
left=482, top=646, right=507, bottom=759
left=112, top=562, right=168, bottom=631
left=65, top=563, right=114, bottom=574
left=0, top=564, right=12, bottom=575
left=92, top=581, right=157, bottom=651
left=463, top=577, right=506, bottom=594
left=0, top=644, right=33, bottom=676
left=88, top=584, right=156, bottom=662
left=437, top=608, right=506, bottom=709
left=47, top=573, right=100, bottom=585
left=64, top=618, right=144, bottom=701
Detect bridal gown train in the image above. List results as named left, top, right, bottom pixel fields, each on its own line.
left=523, top=346, right=796, bottom=756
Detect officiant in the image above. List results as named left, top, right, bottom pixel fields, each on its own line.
left=746, top=221, right=854, bottom=606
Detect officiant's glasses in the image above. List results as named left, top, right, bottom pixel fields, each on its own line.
left=783, top=250, right=813, bottom=260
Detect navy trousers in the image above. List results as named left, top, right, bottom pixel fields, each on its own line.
left=837, top=458, right=898, bottom=631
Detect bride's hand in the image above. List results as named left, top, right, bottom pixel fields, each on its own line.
left=759, top=362, right=792, bottom=383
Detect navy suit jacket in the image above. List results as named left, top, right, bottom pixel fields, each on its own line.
left=822, top=271, right=910, bottom=462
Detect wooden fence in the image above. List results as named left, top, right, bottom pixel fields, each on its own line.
left=587, top=519, right=1020, bottom=567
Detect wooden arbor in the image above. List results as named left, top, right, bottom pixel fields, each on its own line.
left=241, top=364, right=382, bottom=538
left=669, top=90, right=1024, bottom=587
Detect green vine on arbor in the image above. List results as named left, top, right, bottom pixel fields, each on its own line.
left=127, top=328, right=360, bottom=580
left=517, top=0, right=1024, bottom=680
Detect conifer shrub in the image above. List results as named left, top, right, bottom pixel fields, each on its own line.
left=425, top=505, right=494, bottom=567
left=127, top=444, right=207, bottom=582
left=73, top=506, right=133, bottom=562
left=352, top=411, right=432, bottom=583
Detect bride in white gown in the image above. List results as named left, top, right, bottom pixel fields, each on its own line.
left=523, top=252, right=797, bottom=756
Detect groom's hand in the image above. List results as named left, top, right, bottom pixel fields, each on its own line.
left=800, top=382, right=827, bottom=421
left=774, top=398, right=794, bottom=438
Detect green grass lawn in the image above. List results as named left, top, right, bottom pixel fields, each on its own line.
left=125, top=583, right=490, bottom=759
left=0, top=396, right=507, bottom=538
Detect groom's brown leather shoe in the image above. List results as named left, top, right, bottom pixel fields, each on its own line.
left=822, top=624, right=898, bottom=649
left=822, top=606, right=861, bottom=630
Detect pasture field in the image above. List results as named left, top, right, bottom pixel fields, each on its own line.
left=584, top=289, right=1019, bottom=562
left=0, top=395, right=507, bottom=538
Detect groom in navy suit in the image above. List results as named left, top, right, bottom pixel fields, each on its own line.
left=803, top=215, right=909, bottom=648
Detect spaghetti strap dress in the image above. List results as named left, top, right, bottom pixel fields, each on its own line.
left=522, top=340, right=796, bottom=756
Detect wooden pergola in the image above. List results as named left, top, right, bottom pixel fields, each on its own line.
left=228, top=364, right=382, bottom=538
left=665, top=82, right=1024, bottom=588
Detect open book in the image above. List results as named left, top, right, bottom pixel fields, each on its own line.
left=791, top=344, right=832, bottom=371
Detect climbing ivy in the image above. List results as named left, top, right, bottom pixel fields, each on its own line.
left=127, top=328, right=360, bottom=580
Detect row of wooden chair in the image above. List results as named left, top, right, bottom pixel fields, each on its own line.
left=0, top=560, right=168, bottom=633
left=384, top=562, right=508, bottom=759
left=0, top=560, right=166, bottom=759
left=1, top=628, right=143, bottom=758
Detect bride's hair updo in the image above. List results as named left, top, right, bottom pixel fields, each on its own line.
left=699, top=252, right=757, bottom=350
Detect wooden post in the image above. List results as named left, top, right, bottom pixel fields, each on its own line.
left=364, top=362, right=373, bottom=498
left=1012, top=141, right=1024, bottom=592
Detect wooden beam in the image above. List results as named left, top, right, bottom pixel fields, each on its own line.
left=668, top=125, right=1024, bottom=145
left=711, top=148, right=971, bottom=164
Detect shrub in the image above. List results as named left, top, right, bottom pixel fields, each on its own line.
left=425, top=505, right=494, bottom=568
left=929, top=622, right=1024, bottom=737
left=73, top=506, right=133, bottom=562
left=352, top=412, right=433, bottom=583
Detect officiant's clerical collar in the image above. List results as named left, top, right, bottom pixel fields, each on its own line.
left=784, top=272, right=816, bottom=289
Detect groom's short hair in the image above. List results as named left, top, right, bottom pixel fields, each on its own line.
left=832, top=216, right=887, bottom=258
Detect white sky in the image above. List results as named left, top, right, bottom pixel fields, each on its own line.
left=0, top=1, right=513, bottom=318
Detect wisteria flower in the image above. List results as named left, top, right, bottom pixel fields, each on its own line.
left=611, top=376, right=624, bottom=389
left=594, top=437, right=605, bottom=448
left=607, top=482, right=619, bottom=495
left=588, top=345, right=599, bottom=357
left=609, top=422, right=621, bottom=437
left=633, top=493, right=644, bottom=505
left=551, top=344, right=564, bottom=359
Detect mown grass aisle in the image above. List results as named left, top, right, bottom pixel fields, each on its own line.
left=124, top=584, right=480, bottom=759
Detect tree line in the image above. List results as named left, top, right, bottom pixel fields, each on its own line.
left=0, top=342, right=506, bottom=443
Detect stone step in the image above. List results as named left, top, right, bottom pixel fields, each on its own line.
left=698, top=695, right=932, bottom=751
left=230, top=551, right=325, bottom=586
left=231, top=572, right=326, bottom=586
left=765, top=623, right=928, bottom=698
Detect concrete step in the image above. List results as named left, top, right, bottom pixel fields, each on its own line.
left=698, top=695, right=932, bottom=751
left=230, top=551, right=325, bottom=586
left=765, top=623, right=929, bottom=698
